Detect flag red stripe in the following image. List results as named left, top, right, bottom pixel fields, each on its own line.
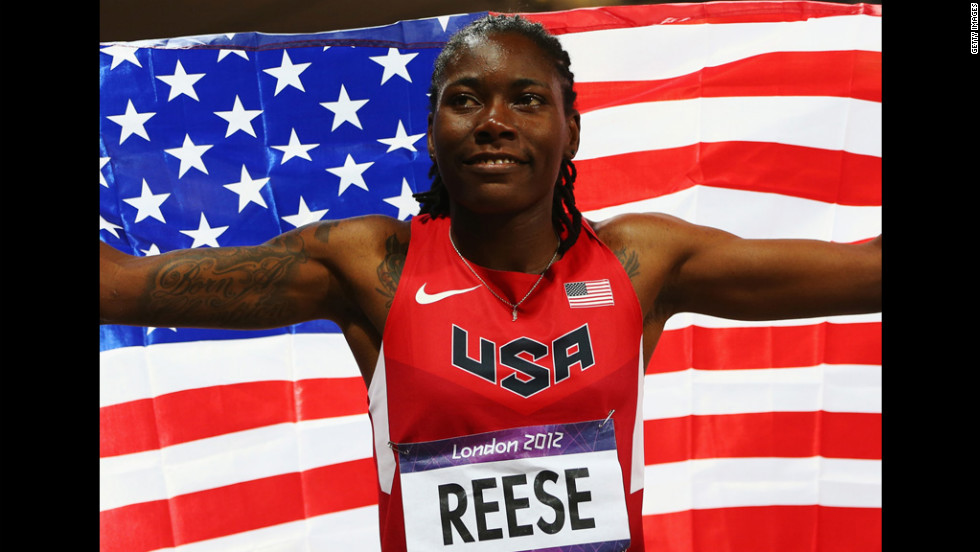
left=294, top=377, right=370, bottom=421
left=100, top=398, right=162, bottom=458
left=100, top=458, right=377, bottom=552
left=573, top=51, right=882, bottom=114
left=644, top=411, right=882, bottom=465
left=519, top=2, right=880, bottom=34
left=100, top=500, right=175, bottom=552
left=302, top=457, right=380, bottom=515
left=100, top=377, right=368, bottom=458
left=575, top=143, right=882, bottom=211
left=648, top=321, right=882, bottom=374
left=641, top=505, right=881, bottom=552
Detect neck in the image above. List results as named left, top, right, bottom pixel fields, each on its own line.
left=448, top=209, right=560, bottom=273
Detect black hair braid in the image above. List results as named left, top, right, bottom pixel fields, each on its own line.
left=553, top=159, right=581, bottom=255
left=413, top=14, right=585, bottom=254
left=414, top=163, right=449, bottom=216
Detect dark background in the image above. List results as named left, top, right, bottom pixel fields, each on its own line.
left=99, top=0, right=866, bottom=42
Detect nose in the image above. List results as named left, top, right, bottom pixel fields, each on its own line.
left=474, top=100, right=516, bottom=143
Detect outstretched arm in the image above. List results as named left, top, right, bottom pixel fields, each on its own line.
left=662, top=226, right=880, bottom=321
left=598, top=213, right=881, bottom=323
left=100, top=216, right=405, bottom=331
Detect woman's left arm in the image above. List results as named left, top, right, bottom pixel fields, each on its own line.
left=657, top=219, right=881, bottom=321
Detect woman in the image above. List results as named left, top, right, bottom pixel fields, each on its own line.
left=100, top=14, right=881, bottom=552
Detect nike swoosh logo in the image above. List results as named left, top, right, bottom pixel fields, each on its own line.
left=415, top=283, right=481, bottom=305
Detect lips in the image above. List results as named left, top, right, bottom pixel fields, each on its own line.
left=463, top=152, right=526, bottom=167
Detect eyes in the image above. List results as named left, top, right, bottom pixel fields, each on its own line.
left=444, top=92, right=546, bottom=111
left=516, top=94, right=545, bottom=107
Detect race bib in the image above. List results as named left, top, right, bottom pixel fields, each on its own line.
left=396, top=419, right=630, bottom=552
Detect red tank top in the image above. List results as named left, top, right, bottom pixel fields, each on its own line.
left=368, top=214, right=645, bottom=552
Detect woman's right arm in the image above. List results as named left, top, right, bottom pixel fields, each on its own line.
left=100, top=220, right=354, bottom=330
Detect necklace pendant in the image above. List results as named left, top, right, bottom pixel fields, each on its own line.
left=512, top=308, right=518, bottom=322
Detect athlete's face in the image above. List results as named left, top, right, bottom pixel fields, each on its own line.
left=427, top=32, right=580, bottom=216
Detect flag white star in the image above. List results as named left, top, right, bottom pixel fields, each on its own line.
left=180, top=213, right=229, bottom=248
left=436, top=16, right=452, bottom=32
left=320, top=85, right=369, bottom=131
left=101, top=44, right=142, bottom=69
left=101, top=157, right=110, bottom=187
left=156, top=60, right=205, bottom=101
left=165, top=134, right=213, bottom=177
left=263, top=51, right=311, bottom=95
left=106, top=100, right=155, bottom=144
left=369, top=48, right=418, bottom=84
left=224, top=165, right=270, bottom=212
left=217, top=49, right=249, bottom=61
left=282, top=197, right=329, bottom=228
left=100, top=216, right=123, bottom=238
left=377, top=120, right=425, bottom=152
left=123, top=179, right=171, bottom=223
left=384, top=178, right=421, bottom=220
left=326, top=154, right=374, bottom=195
left=214, top=95, right=263, bottom=137
left=271, top=128, right=319, bottom=163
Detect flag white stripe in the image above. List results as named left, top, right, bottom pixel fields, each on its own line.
left=100, top=414, right=373, bottom=512
left=577, top=96, right=881, bottom=161
left=561, top=15, right=882, bottom=83
left=584, top=186, right=881, bottom=242
left=100, top=332, right=359, bottom=408
left=147, top=506, right=382, bottom=552
left=642, top=364, right=881, bottom=421
left=642, top=457, right=881, bottom=515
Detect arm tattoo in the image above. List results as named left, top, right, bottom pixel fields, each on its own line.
left=313, top=220, right=340, bottom=244
left=146, top=233, right=309, bottom=327
left=614, top=246, right=641, bottom=281
left=376, top=233, right=408, bottom=308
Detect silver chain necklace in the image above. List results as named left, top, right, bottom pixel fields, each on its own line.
left=449, top=228, right=560, bottom=322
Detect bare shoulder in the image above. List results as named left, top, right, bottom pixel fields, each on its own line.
left=592, top=212, right=688, bottom=244
left=591, top=211, right=714, bottom=262
left=590, top=213, right=706, bottom=319
left=293, top=214, right=410, bottom=247
left=286, top=214, right=411, bottom=266
left=291, top=214, right=413, bottom=316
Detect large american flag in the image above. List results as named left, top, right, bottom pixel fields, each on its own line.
left=100, top=2, right=882, bottom=551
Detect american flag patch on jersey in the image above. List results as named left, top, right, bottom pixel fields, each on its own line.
left=564, top=280, right=615, bottom=308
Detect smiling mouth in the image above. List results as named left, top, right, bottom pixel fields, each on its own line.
left=464, top=154, right=526, bottom=167
left=471, top=158, right=519, bottom=166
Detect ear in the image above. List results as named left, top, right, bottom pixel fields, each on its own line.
left=427, top=112, right=436, bottom=161
left=565, top=111, right=581, bottom=160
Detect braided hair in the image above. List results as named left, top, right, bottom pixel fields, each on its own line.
left=413, top=14, right=583, bottom=255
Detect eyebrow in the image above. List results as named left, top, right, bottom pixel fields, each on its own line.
left=444, top=76, right=551, bottom=91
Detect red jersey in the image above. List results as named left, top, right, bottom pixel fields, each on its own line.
left=368, top=214, right=645, bottom=552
